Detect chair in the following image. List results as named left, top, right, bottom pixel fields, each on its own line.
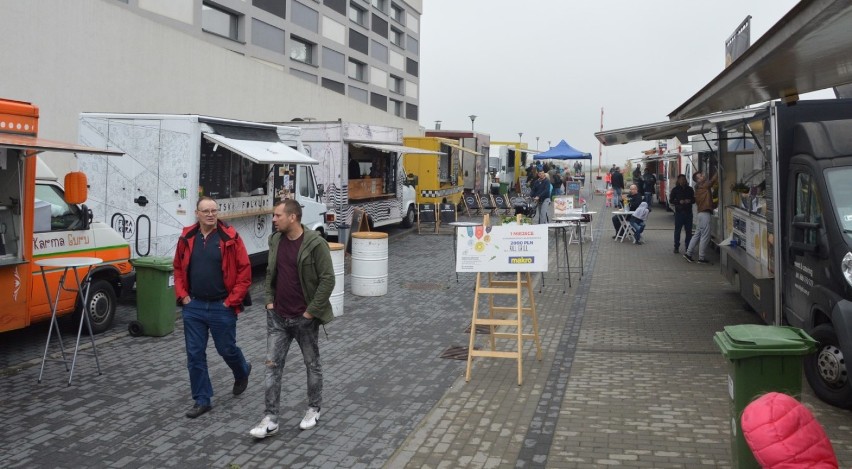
left=439, top=202, right=457, bottom=227
left=492, top=193, right=513, bottom=216
left=478, top=192, right=497, bottom=215
left=417, top=203, right=437, bottom=234
left=462, top=192, right=481, bottom=217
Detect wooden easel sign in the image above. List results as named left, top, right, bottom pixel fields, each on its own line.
left=455, top=224, right=549, bottom=273
left=351, top=207, right=371, bottom=233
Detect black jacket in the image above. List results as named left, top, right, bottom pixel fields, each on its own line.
left=611, top=172, right=624, bottom=190
left=642, top=172, right=657, bottom=194
left=626, top=192, right=643, bottom=211
left=530, top=177, right=551, bottom=200
left=669, top=184, right=695, bottom=214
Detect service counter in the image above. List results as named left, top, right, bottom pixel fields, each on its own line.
left=349, top=177, right=391, bottom=200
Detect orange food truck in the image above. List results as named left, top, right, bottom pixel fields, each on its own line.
left=0, top=99, right=132, bottom=334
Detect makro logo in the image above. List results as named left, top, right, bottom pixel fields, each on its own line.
left=509, top=257, right=534, bottom=264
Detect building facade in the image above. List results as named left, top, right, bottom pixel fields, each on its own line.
left=2, top=0, right=424, bottom=175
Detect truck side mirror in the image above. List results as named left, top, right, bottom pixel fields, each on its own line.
left=316, top=184, right=324, bottom=197
left=80, top=204, right=93, bottom=230
left=64, top=172, right=88, bottom=204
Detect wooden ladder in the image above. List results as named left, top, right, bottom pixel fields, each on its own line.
left=465, top=272, right=542, bottom=385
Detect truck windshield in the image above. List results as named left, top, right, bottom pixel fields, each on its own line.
left=34, top=184, right=82, bottom=232
left=825, top=167, right=852, bottom=235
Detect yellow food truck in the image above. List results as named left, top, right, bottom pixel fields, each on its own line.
left=402, top=136, right=481, bottom=205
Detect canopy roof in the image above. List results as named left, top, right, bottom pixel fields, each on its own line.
left=0, top=133, right=123, bottom=156
left=533, top=140, right=591, bottom=160
left=203, top=133, right=317, bottom=165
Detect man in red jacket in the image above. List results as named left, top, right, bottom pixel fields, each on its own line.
left=173, top=197, right=252, bottom=418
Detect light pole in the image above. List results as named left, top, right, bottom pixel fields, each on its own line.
left=536, top=137, right=540, bottom=150
left=469, top=115, right=477, bottom=131
left=518, top=132, right=523, bottom=144
left=548, top=140, right=551, bottom=149
left=434, top=120, right=441, bottom=130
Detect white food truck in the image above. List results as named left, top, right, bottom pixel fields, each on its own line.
left=78, top=113, right=326, bottom=264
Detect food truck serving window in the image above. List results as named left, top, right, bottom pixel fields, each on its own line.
left=199, top=138, right=269, bottom=199
left=0, top=148, right=24, bottom=263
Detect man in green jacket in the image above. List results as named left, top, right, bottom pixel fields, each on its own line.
left=250, top=199, right=335, bottom=438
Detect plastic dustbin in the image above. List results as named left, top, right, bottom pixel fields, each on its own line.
left=129, top=256, right=177, bottom=337
left=714, top=324, right=817, bottom=469
left=499, top=182, right=509, bottom=195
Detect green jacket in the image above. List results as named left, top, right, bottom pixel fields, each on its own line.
left=265, top=225, right=335, bottom=325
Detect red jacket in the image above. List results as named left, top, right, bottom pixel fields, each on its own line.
left=173, top=221, right=252, bottom=314
left=741, top=392, right=838, bottom=468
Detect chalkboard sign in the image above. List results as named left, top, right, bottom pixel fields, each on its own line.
left=351, top=207, right=370, bottom=233
left=439, top=203, right=457, bottom=224
left=566, top=181, right=581, bottom=195
left=418, top=204, right=436, bottom=223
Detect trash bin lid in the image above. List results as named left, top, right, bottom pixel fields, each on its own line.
left=714, top=325, right=817, bottom=360
left=130, top=256, right=175, bottom=271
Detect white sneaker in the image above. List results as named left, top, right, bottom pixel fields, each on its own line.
left=249, top=415, right=279, bottom=439
left=299, top=407, right=321, bottom=430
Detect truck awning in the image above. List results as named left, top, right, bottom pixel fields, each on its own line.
left=595, top=107, right=766, bottom=146
left=203, top=133, right=317, bottom=165
left=435, top=138, right=483, bottom=156
left=0, top=134, right=123, bottom=155
left=351, top=143, right=442, bottom=155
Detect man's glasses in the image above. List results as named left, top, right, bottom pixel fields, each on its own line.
left=197, top=209, right=219, bottom=215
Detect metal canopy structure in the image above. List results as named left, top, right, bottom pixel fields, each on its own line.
left=669, top=0, right=852, bottom=120
left=594, top=107, right=765, bottom=146
left=202, top=133, right=318, bottom=165
left=0, top=134, right=124, bottom=156
left=435, top=138, right=483, bottom=156
left=351, top=143, right=442, bottom=155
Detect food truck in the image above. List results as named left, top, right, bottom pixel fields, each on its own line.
left=78, top=113, right=325, bottom=264
left=425, top=130, right=490, bottom=193
left=0, top=98, right=132, bottom=334
left=401, top=136, right=480, bottom=205
left=283, top=120, right=440, bottom=235
left=490, top=142, right=537, bottom=194
left=629, top=143, right=696, bottom=210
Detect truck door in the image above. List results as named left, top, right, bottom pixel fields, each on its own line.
left=294, top=164, right=325, bottom=232
left=784, top=168, right=828, bottom=325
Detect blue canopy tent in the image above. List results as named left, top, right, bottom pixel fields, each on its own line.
left=533, top=139, right=594, bottom=199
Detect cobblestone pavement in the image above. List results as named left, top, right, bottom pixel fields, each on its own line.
left=2, top=199, right=851, bottom=468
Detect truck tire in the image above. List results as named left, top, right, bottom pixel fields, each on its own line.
left=75, top=279, right=118, bottom=334
left=401, top=205, right=415, bottom=228
left=804, top=323, right=852, bottom=409
left=128, top=320, right=144, bottom=337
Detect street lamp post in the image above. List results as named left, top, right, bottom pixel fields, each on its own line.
left=469, top=115, right=477, bottom=131
left=536, top=137, right=539, bottom=150
left=518, top=132, right=523, bottom=144
left=435, top=120, right=442, bottom=130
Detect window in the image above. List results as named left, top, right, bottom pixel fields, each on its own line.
left=253, top=0, right=285, bottom=19
left=389, top=98, right=403, bottom=117
left=251, top=19, right=285, bottom=54
left=349, top=29, right=368, bottom=54
left=371, top=14, right=388, bottom=37
left=390, top=3, right=404, bottom=23
left=390, top=27, right=403, bottom=47
left=323, top=0, right=347, bottom=16
left=406, top=57, right=418, bottom=76
left=290, top=36, right=315, bottom=64
left=406, top=35, right=418, bottom=54
left=322, top=47, right=345, bottom=74
left=370, top=92, right=387, bottom=111
left=202, top=3, right=239, bottom=40
left=371, top=0, right=386, bottom=12
left=349, top=85, right=368, bottom=103
left=370, top=40, right=388, bottom=63
left=389, top=75, right=403, bottom=94
left=825, top=167, right=852, bottom=235
left=349, top=2, right=367, bottom=26
left=348, top=59, right=366, bottom=81
left=406, top=102, right=418, bottom=120
left=793, top=172, right=823, bottom=245
left=291, top=1, right=319, bottom=32
left=322, top=77, right=346, bottom=95
left=298, top=165, right=316, bottom=198
left=198, top=139, right=269, bottom=200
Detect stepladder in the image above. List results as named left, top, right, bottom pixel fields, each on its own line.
left=465, top=272, right=542, bottom=385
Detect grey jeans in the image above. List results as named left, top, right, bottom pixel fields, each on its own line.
left=263, top=311, right=322, bottom=420
left=686, top=211, right=712, bottom=260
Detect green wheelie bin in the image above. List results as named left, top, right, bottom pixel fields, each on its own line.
left=129, top=256, right=177, bottom=337
left=714, top=324, right=817, bottom=468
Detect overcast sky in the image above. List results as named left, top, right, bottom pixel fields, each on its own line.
left=419, top=0, right=822, bottom=168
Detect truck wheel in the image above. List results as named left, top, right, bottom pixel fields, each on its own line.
left=804, top=323, right=852, bottom=408
left=76, top=279, right=117, bottom=334
left=401, top=205, right=415, bottom=228
left=128, top=320, right=144, bottom=337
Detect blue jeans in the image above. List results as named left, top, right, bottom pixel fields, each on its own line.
left=182, top=299, right=250, bottom=406
left=673, top=211, right=693, bottom=250
left=263, top=311, right=323, bottom=421
left=613, top=187, right=623, bottom=208
left=644, top=192, right=654, bottom=208
left=630, top=219, right=646, bottom=241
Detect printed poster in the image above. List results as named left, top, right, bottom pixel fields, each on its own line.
left=455, top=224, right=549, bottom=272
left=553, top=196, right=573, bottom=218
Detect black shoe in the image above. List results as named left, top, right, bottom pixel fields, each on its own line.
left=697, top=258, right=711, bottom=265
left=673, top=247, right=679, bottom=254
left=612, top=235, right=617, bottom=239
left=683, top=254, right=694, bottom=263
left=186, top=404, right=212, bottom=419
left=233, top=362, right=252, bottom=396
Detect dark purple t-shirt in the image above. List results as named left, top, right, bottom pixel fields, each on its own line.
left=274, top=233, right=306, bottom=318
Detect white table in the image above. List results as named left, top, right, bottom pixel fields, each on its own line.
left=613, top=211, right=635, bottom=242
left=566, top=210, right=597, bottom=241
left=448, top=222, right=481, bottom=282
left=36, top=257, right=104, bottom=385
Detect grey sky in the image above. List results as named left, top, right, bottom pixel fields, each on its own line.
left=419, top=1, right=819, bottom=168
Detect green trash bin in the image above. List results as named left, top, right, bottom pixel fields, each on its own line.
left=499, top=182, right=510, bottom=195
left=129, top=256, right=177, bottom=337
left=714, top=324, right=817, bottom=469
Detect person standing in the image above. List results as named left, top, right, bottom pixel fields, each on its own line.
left=684, top=170, right=718, bottom=264
left=250, top=199, right=335, bottom=438
left=669, top=174, right=695, bottom=254
left=611, top=168, right=625, bottom=208
left=173, top=196, right=252, bottom=419
left=633, top=164, right=643, bottom=192
left=530, top=169, right=552, bottom=224
left=612, top=184, right=643, bottom=237
left=642, top=168, right=657, bottom=209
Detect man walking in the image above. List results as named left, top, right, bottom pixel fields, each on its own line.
left=250, top=199, right=335, bottom=438
left=611, top=167, right=624, bottom=208
left=173, top=197, right=252, bottom=419
left=669, top=174, right=695, bottom=254
left=530, top=169, right=552, bottom=224
left=684, top=171, right=718, bottom=264
left=642, top=168, right=657, bottom=209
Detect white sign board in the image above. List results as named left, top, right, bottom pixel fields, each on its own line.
left=553, top=196, right=572, bottom=218
left=456, top=224, right=549, bottom=272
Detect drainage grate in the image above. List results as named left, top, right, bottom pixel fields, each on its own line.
left=439, top=345, right=478, bottom=360
left=402, top=282, right=447, bottom=290
left=464, top=323, right=491, bottom=335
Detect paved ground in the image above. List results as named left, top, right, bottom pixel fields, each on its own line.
left=2, top=197, right=851, bottom=468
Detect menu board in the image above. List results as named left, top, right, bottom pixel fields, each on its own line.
left=199, top=140, right=232, bottom=199
left=455, top=224, right=548, bottom=272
